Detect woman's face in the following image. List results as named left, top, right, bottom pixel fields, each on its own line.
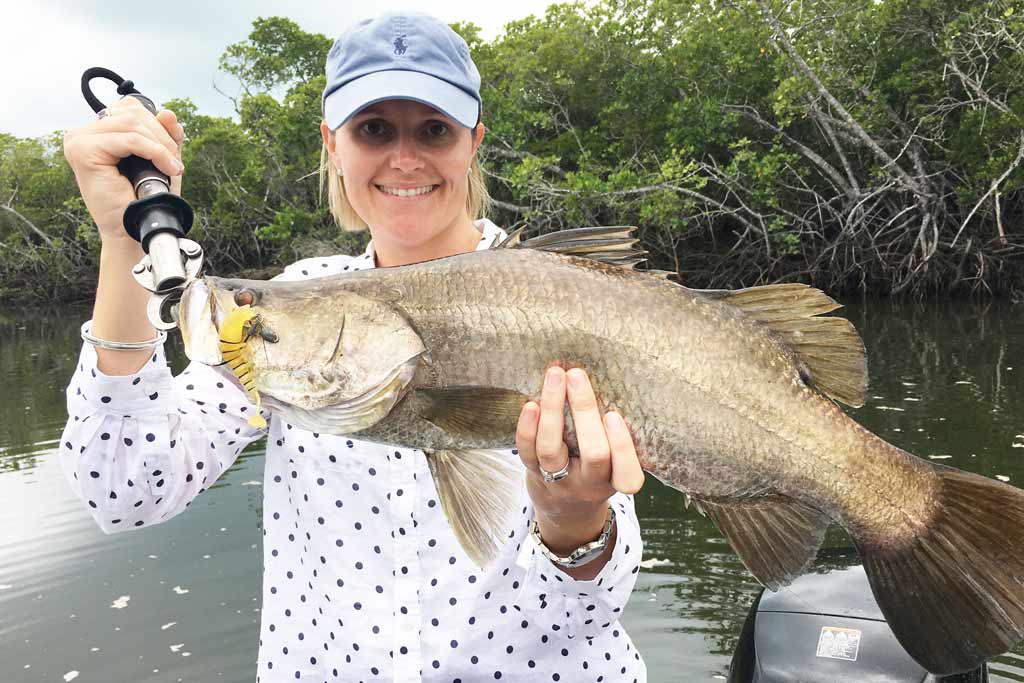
left=323, top=99, right=484, bottom=250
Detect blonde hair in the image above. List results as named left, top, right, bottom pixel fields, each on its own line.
left=318, top=128, right=491, bottom=232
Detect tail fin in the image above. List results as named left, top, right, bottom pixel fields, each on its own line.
left=856, top=466, right=1024, bottom=675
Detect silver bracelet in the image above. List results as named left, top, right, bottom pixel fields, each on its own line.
left=530, top=504, right=616, bottom=569
left=81, top=321, right=167, bottom=351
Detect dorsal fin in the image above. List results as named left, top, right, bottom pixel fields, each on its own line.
left=493, top=228, right=863, bottom=405
left=699, top=283, right=868, bottom=407
left=494, top=226, right=648, bottom=270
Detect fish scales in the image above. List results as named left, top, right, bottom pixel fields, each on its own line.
left=232, top=248, right=932, bottom=529
left=178, top=227, right=1024, bottom=674
left=339, top=249, right=917, bottom=528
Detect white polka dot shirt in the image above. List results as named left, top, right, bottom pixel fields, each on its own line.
left=60, top=220, right=647, bottom=682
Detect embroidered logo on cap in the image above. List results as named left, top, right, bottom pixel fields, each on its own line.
left=393, top=33, right=408, bottom=55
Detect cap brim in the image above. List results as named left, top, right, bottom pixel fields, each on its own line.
left=324, top=70, right=480, bottom=130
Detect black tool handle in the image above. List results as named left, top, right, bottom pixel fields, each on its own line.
left=81, top=67, right=193, bottom=252
left=81, top=67, right=174, bottom=200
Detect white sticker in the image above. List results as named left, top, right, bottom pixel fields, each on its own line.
left=816, top=626, right=861, bottom=661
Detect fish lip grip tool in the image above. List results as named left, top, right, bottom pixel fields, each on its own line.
left=81, top=67, right=203, bottom=330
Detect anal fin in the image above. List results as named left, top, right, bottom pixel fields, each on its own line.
left=698, top=495, right=831, bottom=590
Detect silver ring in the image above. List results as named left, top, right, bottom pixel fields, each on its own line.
left=96, top=108, right=109, bottom=119
left=540, top=460, right=570, bottom=483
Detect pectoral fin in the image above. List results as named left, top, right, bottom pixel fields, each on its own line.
left=427, top=449, right=524, bottom=568
left=416, top=386, right=529, bottom=442
left=696, top=494, right=831, bottom=591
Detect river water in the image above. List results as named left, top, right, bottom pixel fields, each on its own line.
left=0, top=300, right=1021, bottom=682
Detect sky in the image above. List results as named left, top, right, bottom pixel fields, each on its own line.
left=0, top=0, right=568, bottom=139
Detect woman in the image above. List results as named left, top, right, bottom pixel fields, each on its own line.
left=60, top=11, right=647, bottom=682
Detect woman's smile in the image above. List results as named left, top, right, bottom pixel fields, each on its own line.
left=374, top=183, right=440, bottom=199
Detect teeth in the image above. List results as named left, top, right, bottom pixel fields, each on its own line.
left=377, top=185, right=436, bottom=197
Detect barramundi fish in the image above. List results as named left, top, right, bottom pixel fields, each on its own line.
left=178, top=226, right=1024, bottom=675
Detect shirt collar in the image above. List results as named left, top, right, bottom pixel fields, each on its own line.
left=357, top=219, right=507, bottom=270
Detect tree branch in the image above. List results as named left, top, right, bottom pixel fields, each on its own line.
left=0, top=204, right=54, bottom=247
left=754, top=0, right=927, bottom=198
left=951, top=133, right=1024, bottom=248
left=490, top=198, right=530, bottom=214
left=723, top=103, right=855, bottom=199
left=481, top=145, right=565, bottom=176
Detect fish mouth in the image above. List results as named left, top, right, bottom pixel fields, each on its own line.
left=178, top=279, right=226, bottom=365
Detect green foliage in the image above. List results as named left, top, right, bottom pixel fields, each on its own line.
left=2, top=0, right=1023, bottom=302
left=472, top=0, right=1024, bottom=293
left=219, top=17, right=331, bottom=92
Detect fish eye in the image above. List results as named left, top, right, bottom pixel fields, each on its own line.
left=234, top=288, right=258, bottom=306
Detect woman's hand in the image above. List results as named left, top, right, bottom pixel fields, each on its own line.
left=64, top=97, right=186, bottom=374
left=63, top=96, right=185, bottom=243
left=515, top=366, right=645, bottom=566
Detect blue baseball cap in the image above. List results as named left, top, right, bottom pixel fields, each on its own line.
left=322, top=12, right=482, bottom=131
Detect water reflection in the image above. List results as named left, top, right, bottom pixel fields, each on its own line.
left=0, top=306, right=86, bottom=468
left=846, top=300, right=1023, bottom=480
left=0, top=300, right=1021, bottom=681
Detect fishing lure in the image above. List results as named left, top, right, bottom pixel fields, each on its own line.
left=218, top=305, right=268, bottom=430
